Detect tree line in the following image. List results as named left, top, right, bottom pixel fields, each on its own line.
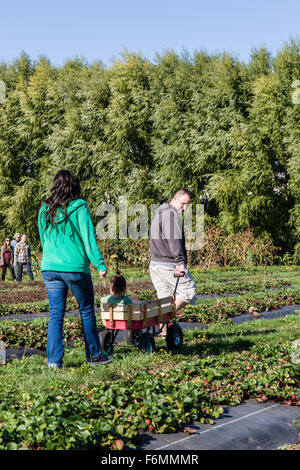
left=0, top=40, right=299, bottom=260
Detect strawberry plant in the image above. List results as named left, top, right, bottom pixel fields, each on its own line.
left=0, top=267, right=299, bottom=450
left=0, top=317, right=104, bottom=350
left=0, top=313, right=299, bottom=449
left=179, top=288, right=300, bottom=324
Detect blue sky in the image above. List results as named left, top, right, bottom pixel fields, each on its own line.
left=0, top=0, right=299, bottom=66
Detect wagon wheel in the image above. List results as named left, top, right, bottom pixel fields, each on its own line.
left=125, top=329, right=142, bottom=346
left=166, top=323, right=183, bottom=351
left=99, top=330, right=114, bottom=355
left=138, top=333, right=155, bottom=354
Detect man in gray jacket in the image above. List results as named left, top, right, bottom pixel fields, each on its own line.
left=149, top=189, right=196, bottom=333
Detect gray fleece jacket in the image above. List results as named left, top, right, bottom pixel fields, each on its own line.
left=150, top=202, right=187, bottom=266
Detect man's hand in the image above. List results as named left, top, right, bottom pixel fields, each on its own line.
left=99, top=270, right=107, bottom=279
left=174, top=264, right=185, bottom=276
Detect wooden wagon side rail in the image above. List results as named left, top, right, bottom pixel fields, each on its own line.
left=99, top=296, right=174, bottom=327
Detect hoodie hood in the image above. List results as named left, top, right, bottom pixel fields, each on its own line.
left=158, top=202, right=170, bottom=211
left=158, top=202, right=180, bottom=214
left=41, top=199, right=87, bottom=225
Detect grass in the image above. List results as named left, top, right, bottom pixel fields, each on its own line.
left=2, top=263, right=299, bottom=289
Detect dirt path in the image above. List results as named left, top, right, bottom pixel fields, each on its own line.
left=0, top=280, right=154, bottom=304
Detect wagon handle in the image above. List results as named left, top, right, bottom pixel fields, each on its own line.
left=173, top=270, right=185, bottom=297
left=174, top=271, right=185, bottom=278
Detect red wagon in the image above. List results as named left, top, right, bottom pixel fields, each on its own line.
left=98, top=275, right=184, bottom=354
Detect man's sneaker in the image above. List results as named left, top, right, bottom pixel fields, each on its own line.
left=88, top=352, right=112, bottom=365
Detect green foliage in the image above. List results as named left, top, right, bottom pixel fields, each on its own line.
left=0, top=317, right=84, bottom=349
left=0, top=313, right=299, bottom=449
left=0, top=266, right=300, bottom=449
left=179, top=288, right=300, bottom=324
left=293, top=244, right=300, bottom=266
left=0, top=42, right=299, bottom=254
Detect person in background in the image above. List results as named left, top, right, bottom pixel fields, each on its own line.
left=11, top=233, right=21, bottom=278
left=1, top=237, right=17, bottom=282
left=38, top=169, right=111, bottom=368
left=11, top=233, right=21, bottom=252
left=14, top=233, right=34, bottom=282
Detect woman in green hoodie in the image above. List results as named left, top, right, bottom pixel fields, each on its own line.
left=38, top=170, right=112, bottom=368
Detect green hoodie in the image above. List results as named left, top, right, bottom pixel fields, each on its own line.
left=38, top=199, right=107, bottom=274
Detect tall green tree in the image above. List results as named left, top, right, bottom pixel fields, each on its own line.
left=100, top=52, right=155, bottom=207
left=46, top=58, right=111, bottom=214
left=150, top=51, right=202, bottom=202
left=0, top=41, right=299, bottom=256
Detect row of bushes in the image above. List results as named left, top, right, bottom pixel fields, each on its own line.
left=24, top=226, right=300, bottom=274
left=97, top=227, right=300, bottom=271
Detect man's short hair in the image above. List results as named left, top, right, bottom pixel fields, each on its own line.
left=174, top=188, right=193, bottom=200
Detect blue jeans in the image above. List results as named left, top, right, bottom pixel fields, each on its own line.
left=17, top=262, right=34, bottom=282
left=42, top=271, right=102, bottom=367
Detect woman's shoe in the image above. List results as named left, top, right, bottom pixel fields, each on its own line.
left=48, top=363, right=62, bottom=369
left=88, top=352, right=112, bottom=365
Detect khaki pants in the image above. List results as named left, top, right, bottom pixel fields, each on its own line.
left=149, top=264, right=196, bottom=304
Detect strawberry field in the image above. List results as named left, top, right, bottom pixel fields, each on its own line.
left=0, top=265, right=299, bottom=450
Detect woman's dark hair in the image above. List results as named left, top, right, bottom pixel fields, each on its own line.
left=44, top=170, right=81, bottom=228
left=110, top=270, right=126, bottom=296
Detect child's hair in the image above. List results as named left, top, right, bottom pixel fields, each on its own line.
left=110, top=270, right=127, bottom=296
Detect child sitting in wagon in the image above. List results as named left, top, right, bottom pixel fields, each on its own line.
left=100, top=271, right=139, bottom=345
left=100, top=270, right=133, bottom=306
left=100, top=271, right=182, bottom=351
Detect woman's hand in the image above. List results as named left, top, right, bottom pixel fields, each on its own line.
left=99, top=270, right=107, bottom=279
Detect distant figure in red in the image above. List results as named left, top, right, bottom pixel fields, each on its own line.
left=1, top=237, right=17, bottom=282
